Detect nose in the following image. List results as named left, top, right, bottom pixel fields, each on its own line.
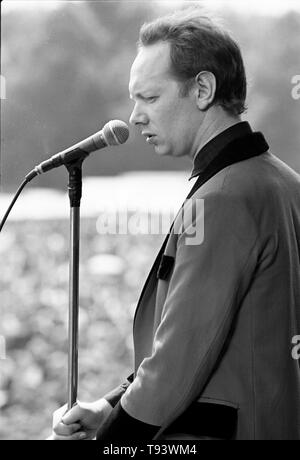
left=129, top=102, right=148, bottom=126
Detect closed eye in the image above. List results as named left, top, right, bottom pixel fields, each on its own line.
left=146, top=96, right=158, bottom=103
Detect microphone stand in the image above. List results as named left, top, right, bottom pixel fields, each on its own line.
left=65, top=156, right=86, bottom=410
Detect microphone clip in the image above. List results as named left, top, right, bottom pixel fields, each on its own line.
left=65, top=157, right=86, bottom=208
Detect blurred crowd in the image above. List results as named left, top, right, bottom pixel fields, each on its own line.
left=0, top=217, right=163, bottom=439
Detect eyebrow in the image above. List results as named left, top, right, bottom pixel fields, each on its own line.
left=129, top=91, right=146, bottom=100
left=130, top=81, right=163, bottom=97
left=129, top=91, right=155, bottom=101
left=129, top=80, right=161, bottom=100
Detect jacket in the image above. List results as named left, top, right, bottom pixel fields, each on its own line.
left=98, top=122, right=300, bottom=440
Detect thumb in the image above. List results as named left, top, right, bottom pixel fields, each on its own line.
left=62, top=403, right=81, bottom=425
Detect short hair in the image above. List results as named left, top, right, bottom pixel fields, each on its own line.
left=138, top=8, right=247, bottom=116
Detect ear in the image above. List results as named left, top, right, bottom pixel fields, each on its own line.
left=194, top=71, right=216, bottom=110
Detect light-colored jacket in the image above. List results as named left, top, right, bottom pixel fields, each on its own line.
left=121, top=151, right=300, bottom=440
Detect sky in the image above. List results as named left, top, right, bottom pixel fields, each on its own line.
left=2, top=0, right=300, bottom=16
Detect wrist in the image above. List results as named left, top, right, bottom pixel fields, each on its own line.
left=93, top=398, right=113, bottom=419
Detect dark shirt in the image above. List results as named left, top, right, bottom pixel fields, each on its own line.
left=190, top=121, right=253, bottom=179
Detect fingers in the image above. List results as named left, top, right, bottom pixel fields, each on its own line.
left=53, top=403, right=81, bottom=429
left=53, top=403, right=68, bottom=428
left=51, top=401, right=97, bottom=440
left=61, top=403, right=82, bottom=425
left=53, top=421, right=82, bottom=436
left=52, top=403, right=82, bottom=439
left=51, top=429, right=87, bottom=441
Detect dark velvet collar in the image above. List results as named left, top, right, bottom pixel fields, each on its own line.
left=189, top=121, right=269, bottom=180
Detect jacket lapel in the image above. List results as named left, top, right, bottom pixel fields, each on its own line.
left=133, top=131, right=269, bottom=332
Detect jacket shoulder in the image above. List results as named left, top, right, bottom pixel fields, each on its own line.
left=195, top=152, right=300, bottom=202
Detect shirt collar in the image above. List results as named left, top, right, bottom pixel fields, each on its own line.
left=190, top=121, right=253, bottom=180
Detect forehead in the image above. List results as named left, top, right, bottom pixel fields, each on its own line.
left=129, top=42, right=173, bottom=96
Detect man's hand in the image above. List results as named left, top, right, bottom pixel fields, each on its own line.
left=51, top=398, right=113, bottom=440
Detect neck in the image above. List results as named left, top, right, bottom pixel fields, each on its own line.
left=189, top=107, right=241, bottom=160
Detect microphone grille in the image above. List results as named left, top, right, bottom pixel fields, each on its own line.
left=103, top=120, right=129, bottom=146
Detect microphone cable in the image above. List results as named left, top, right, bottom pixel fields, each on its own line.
left=0, top=177, right=30, bottom=233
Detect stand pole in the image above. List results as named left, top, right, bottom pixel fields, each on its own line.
left=68, top=206, right=80, bottom=409
left=66, top=159, right=85, bottom=409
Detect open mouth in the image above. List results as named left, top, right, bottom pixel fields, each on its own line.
left=146, top=135, right=156, bottom=144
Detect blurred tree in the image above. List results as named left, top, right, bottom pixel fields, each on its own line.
left=1, top=2, right=300, bottom=192
left=231, top=12, right=300, bottom=171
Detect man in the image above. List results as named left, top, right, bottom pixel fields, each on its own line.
left=52, top=8, right=300, bottom=440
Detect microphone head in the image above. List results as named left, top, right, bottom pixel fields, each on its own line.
left=102, top=120, right=129, bottom=146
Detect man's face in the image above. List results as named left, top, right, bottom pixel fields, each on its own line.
left=129, top=41, right=202, bottom=158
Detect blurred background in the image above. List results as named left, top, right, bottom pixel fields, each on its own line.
left=0, top=0, right=300, bottom=439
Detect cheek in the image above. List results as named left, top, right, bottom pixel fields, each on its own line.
left=156, top=99, right=181, bottom=122
left=162, top=111, right=183, bottom=136
left=154, top=99, right=193, bottom=142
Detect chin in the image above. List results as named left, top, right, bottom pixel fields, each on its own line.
left=154, top=144, right=172, bottom=157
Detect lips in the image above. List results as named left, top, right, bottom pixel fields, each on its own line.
left=146, top=136, right=156, bottom=144
left=142, top=132, right=157, bottom=144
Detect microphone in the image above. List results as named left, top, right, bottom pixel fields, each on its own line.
left=25, top=119, right=129, bottom=182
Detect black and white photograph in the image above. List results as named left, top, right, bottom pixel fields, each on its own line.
left=0, top=0, right=300, bottom=442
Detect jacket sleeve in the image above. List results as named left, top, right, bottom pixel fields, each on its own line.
left=97, top=401, right=160, bottom=440
left=99, top=189, right=261, bottom=439
left=103, top=373, right=134, bottom=408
